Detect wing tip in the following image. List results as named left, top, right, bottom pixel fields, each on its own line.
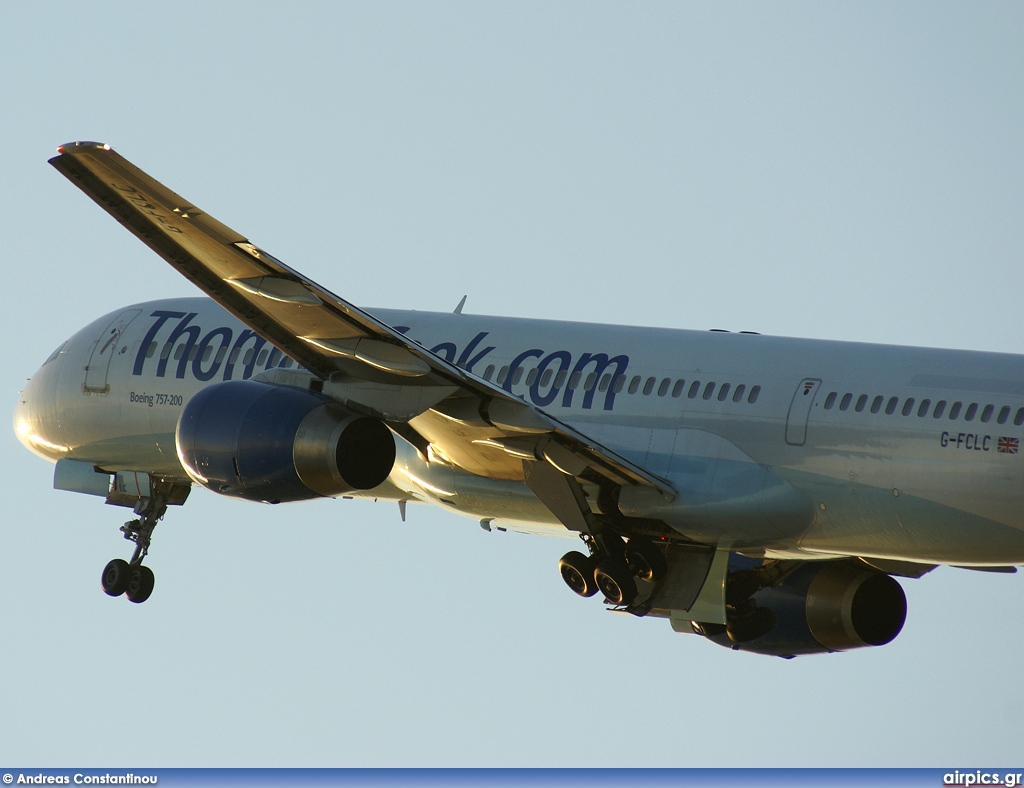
left=54, top=141, right=112, bottom=156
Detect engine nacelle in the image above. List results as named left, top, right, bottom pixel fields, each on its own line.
left=175, top=380, right=395, bottom=503
left=703, top=560, right=907, bottom=657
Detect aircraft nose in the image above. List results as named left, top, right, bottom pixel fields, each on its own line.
left=14, top=341, right=69, bottom=460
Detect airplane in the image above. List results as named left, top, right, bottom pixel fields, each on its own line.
left=14, top=141, right=1024, bottom=658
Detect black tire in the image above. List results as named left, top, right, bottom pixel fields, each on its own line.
left=624, top=538, right=667, bottom=583
left=559, top=551, right=599, bottom=598
left=101, top=559, right=131, bottom=597
left=726, top=605, right=775, bottom=643
left=594, top=559, right=637, bottom=607
left=126, top=565, right=155, bottom=604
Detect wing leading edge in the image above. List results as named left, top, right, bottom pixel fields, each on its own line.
left=49, top=141, right=674, bottom=498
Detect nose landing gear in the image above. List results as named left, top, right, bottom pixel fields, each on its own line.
left=99, top=476, right=190, bottom=604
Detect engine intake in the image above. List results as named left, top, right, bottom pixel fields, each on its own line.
left=176, top=380, right=395, bottom=503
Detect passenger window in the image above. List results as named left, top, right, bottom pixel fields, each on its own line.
left=173, top=345, right=185, bottom=361
left=748, top=385, right=761, bottom=404
left=917, top=399, right=930, bottom=417
left=949, top=402, right=962, bottom=420
left=658, top=378, right=670, bottom=397
left=146, top=341, right=156, bottom=359
left=216, top=348, right=228, bottom=364
left=933, top=400, right=946, bottom=419
left=497, top=366, right=508, bottom=385
left=643, top=377, right=656, bottom=396
left=856, top=394, right=867, bottom=412
left=613, top=375, right=625, bottom=393
left=541, top=368, right=554, bottom=387
left=688, top=381, right=701, bottom=399
left=628, top=376, right=641, bottom=395
left=901, top=398, right=915, bottom=417
left=1015, top=408, right=1024, bottom=426
left=703, top=382, right=716, bottom=400
left=672, top=379, right=685, bottom=398
left=885, top=397, right=899, bottom=415
left=243, top=349, right=254, bottom=365
left=585, top=373, right=597, bottom=391
left=526, top=369, right=538, bottom=386
left=512, top=367, right=524, bottom=385
left=871, top=396, right=883, bottom=414
left=228, top=348, right=240, bottom=365
left=981, top=404, right=994, bottom=423
left=824, top=392, right=837, bottom=410
left=599, top=374, right=610, bottom=392
left=555, top=370, right=568, bottom=388
left=718, top=383, right=731, bottom=401
left=733, top=384, right=746, bottom=402
left=567, top=371, right=580, bottom=389
left=998, top=406, right=1010, bottom=425
left=483, top=364, right=495, bottom=381
left=964, top=403, right=978, bottom=421
left=840, top=393, right=852, bottom=411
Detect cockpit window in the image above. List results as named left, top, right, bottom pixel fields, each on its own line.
left=44, top=342, right=66, bottom=365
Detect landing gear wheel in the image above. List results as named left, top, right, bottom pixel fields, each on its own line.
left=125, top=565, right=155, bottom=604
left=559, top=551, right=599, bottom=598
left=624, top=538, right=667, bottom=583
left=101, top=559, right=131, bottom=597
left=594, top=559, right=637, bottom=607
left=726, top=605, right=775, bottom=643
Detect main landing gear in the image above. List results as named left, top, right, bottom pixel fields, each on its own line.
left=99, top=477, right=188, bottom=604
left=559, top=534, right=666, bottom=608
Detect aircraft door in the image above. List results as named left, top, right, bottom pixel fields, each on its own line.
left=83, top=309, right=142, bottom=394
left=785, top=378, right=821, bottom=446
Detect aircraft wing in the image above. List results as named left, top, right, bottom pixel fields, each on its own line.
left=49, top=141, right=674, bottom=496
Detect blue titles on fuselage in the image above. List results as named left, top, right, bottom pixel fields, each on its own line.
left=132, top=314, right=629, bottom=411
left=133, top=311, right=274, bottom=382
left=429, top=331, right=628, bottom=412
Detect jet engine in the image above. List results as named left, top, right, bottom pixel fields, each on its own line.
left=175, top=380, right=395, bottom=503
left=700, top=560, right=907, bottom=657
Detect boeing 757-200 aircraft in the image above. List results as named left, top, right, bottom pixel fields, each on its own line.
left=14, top=142, right=1024, bottom=657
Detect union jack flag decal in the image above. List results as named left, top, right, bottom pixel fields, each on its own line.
left=997, top=437, right=1019, bottom=454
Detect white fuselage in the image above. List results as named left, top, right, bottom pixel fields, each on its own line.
left=15, top=297, right=1024, bottom=566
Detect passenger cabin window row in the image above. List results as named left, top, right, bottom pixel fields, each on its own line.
left=822, top=390, right=1024, bottom=427
left=145, top=340, right=296, bottom=370
left=480, top=364, right=761, bottom=405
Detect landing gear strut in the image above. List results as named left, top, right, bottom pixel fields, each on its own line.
left=100, top=477, right=189, bottom=604
left=521, top=458, right=663, bottom=610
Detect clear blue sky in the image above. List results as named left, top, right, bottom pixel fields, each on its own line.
left=1, top=2, right=1022, bottom=767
